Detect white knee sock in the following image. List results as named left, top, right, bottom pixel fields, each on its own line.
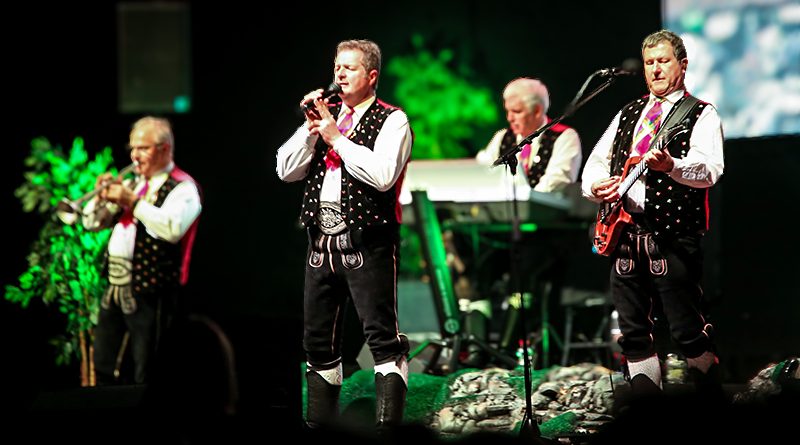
left=374, top=357, right=408, bottom=387
left=309, top=362, right=343, bottom=386
left=627, top=354, right=662, bottom=389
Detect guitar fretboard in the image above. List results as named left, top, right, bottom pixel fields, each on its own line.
left=618, top=160, right=648, bottom=196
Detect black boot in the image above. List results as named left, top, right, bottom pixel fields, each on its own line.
left=305, top=370, right=341, bottom=429
left=461, top=310, right=489, bottom=369
left=375, top=372, right=407, bottom=434
left=688, top=363, right=726, bottom=403
left=612, top=373, right=663, bottom=417
left=629, top=373, right=664, bottom=396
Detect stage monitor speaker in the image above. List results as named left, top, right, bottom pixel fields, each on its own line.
left=31, top=384, right=145, bottom=416
left=117, top=2, right=192, bottom=114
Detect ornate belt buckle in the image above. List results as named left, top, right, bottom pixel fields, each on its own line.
left=317, top=201, right=347, bottom=235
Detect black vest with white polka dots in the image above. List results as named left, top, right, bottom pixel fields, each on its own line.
left=300, top=100, right=401, bottom=231
left=610, top=95, right=709, bottom=239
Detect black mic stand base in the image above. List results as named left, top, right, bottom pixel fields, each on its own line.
left=518, top=418, right=560, bottom=444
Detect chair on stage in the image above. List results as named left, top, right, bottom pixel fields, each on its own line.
left=558, top=287, right=618, bottom=368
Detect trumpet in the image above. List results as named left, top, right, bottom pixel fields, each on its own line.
left=55, top=162, right=139, bottom=225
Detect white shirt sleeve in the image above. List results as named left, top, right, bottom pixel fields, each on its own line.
left=581, top=111, right=622, bottom=203
left=276, top=125, right=320, bottom=182
left=668, top=104, right=725, bottom=188
left=333, top=110, right=413, bottom=192
left=134, top=180, right=202, bottom=244
left=475, top=129, right=507, bottom=166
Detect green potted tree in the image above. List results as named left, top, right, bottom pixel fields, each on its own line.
left=5, top=136, right=121, bottom=386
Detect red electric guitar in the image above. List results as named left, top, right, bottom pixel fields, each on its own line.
left=592, top=120, right=690, bottom=256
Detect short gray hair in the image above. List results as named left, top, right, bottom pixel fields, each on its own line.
left=336, top=39, right=382, bottom=89
left=131, top=116, right=174, bottom=152
left=642, top=29, right=687, bottom=61
left=503, top=78, right=550, bottom=114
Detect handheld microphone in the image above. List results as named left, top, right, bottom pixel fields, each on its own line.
left=301, top=82, right=343, bottom=113
left=597, top=58, right=642, bottom=77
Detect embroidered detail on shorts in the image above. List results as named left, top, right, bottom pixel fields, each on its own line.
left=108, top=256, right=133, bottom=286
left=650, top=259, right=667, bottom=275
left=336, top=232, right=353, bottom=251
left=309, top=251, right=324, bottom=268
left=616, top=257, right=634, bottom=275
left=317, top=201, right=347, bottom=235
left=341, top=252, right=364, bottom=270
left=615, top=241, right=635, bottom=275
left=101, top=284, right=137, bottom=314
left=645, top=234, right=667, bottom=276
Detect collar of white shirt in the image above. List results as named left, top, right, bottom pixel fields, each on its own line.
left=650, top=89, right=685, bottom=107
left=341, top=95, right=376, bottom=121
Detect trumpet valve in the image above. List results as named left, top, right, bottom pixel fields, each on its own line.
left=55, top=198, right=80, bottom=225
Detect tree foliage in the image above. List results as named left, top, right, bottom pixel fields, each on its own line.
left=4, top=137, right=117, bottom=377
left=387, top=34, right=500, bottom=160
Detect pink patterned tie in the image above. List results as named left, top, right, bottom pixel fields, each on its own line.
left=119, top=180, right=148, bottom=227
left=634, top=98, right=664, bottom=155
left=519, top=143, right=532, bottom=175
left=325, top=106, right=355, bottom=171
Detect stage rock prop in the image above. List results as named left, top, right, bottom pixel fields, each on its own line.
left=733, top=357, right=800, bottom=404
left=431, top=363, right=619, bottom=438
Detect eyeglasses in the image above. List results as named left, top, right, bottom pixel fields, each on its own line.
left=127, top=143, right=161, bottom=152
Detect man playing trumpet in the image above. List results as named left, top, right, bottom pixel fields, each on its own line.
left=83, top=116, right=202, bottom=385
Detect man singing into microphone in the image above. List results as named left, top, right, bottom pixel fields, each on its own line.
left=276, top=39, right=413, bottom=434
left=581, top=29, right=725, bottom=404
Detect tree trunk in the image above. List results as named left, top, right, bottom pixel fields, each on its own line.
left=79, top=330, right=96, bottom=386
left=79, top=330, right=89, bottom=386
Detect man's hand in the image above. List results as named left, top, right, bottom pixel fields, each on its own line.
left=643, top=149, right=674, bottom=172
left=310, top=100, right=342, bottom=147
left=95, top=172, right=115, bottom=191
left=103, top=183, right=138, bottom=208
left=591, top=176, right=622, bottom=202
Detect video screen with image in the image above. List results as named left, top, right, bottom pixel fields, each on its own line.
left=662, top=0, right=800, bottom=139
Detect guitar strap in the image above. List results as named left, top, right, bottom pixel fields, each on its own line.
left=633, top=94, right=700, bottom=237
left=651, top=94, right=699, bottom=144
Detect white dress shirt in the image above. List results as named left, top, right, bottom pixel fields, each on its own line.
left=581, top=89, right=725, bottom=213
left=83, top=162, right=202, bottom=260
left=276, top=95, right=413, bottom=202
left=475, top=122, right=582, bottom=193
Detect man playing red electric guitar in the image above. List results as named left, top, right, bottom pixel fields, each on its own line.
left=581, top=29, right=725, bottom=403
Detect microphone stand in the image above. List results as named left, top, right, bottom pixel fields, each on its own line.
left=492, top=72, right=620, bottom=443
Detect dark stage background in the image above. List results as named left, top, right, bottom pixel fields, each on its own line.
left=2, top=1, right=798, bottom=413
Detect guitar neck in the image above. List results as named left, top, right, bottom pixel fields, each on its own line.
left=618, top=159, right=648, bottom=197
left=615, top=120, right=690, bottom=202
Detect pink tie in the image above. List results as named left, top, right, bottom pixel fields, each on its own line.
left=119, top=180, right=148, bottom=227
left=519, top=143, right=532, bottom=175
left=634, top=99, right=664, bottom=155
left=325, top=106, right=355, bottom=171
